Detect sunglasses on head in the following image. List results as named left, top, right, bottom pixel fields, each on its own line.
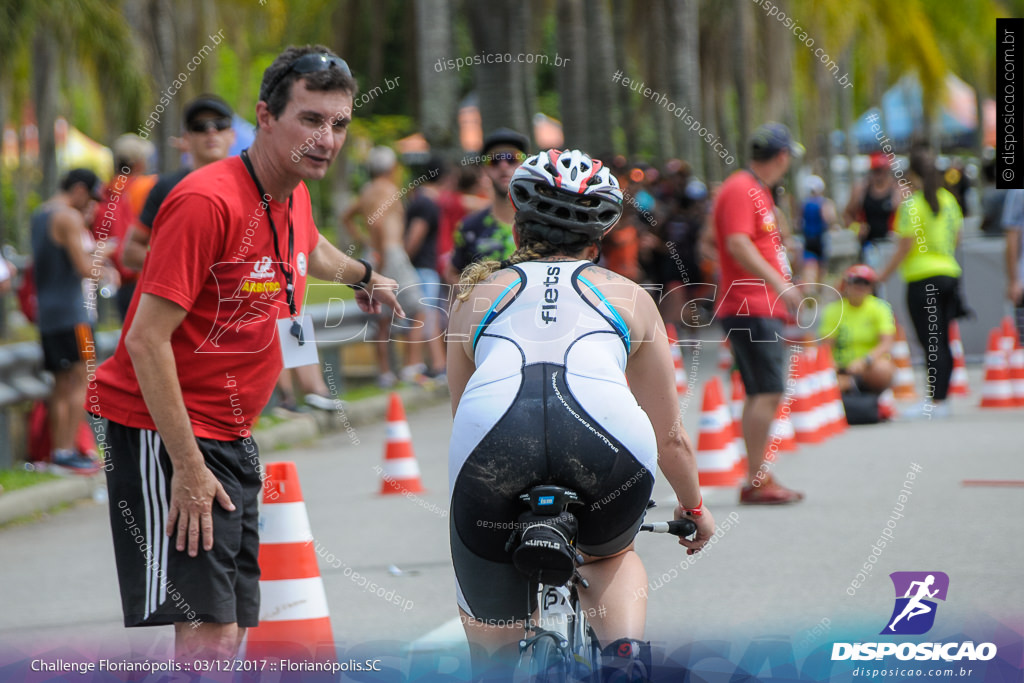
left=188, top=118, right=232, bottom=134
left=263, top=52, right=352, bottom=101
left=486, top=151, right=526, bottom=166
left=847, top=277, right=872, bottom=286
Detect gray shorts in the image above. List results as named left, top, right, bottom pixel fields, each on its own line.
left=380, top=246, right=423, bottom=319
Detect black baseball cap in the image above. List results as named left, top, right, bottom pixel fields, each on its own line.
left=750, top=122, right=805, bottom=161
left=481, top=127, right=529, bottom=155
left=61, top=168, right=103, bottom=200
left=183, top=94, right=233, bottom=127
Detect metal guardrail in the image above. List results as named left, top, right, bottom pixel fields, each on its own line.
left=0, top=302, right=375, bottom=469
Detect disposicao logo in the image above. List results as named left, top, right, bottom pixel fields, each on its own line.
left=882, top=571, right=948, bottom=635
left=831, top=571, right=997, bottom=662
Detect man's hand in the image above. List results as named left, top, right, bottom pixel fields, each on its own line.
left=776, top=285, right=804, bottom=319
left=676, top=506, right=715, bottom=556
left=1008, top=280, right=1023, bottom=306
left=354, top=272, right=404, bottom=318
left=846, top=357, right=867, bottom=375
left=166, top=460, right=235, bottom=557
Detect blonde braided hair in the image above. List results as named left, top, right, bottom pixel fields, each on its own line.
left=456, top=230, right=592, bottom=302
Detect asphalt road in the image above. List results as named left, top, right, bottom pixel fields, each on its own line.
left=1, top=364, right=1021, bottom=678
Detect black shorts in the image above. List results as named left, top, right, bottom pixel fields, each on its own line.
left=104, top=420, right=262, bottom=627
left=450, top=363, right=655, bottom=622
left=721, top=316, right=787, bottom=395
left=40, top=324, right=94, bottom=373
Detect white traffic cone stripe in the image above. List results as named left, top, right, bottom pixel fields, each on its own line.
left=983, top=383, right=1014, bottom=400
left=387, top=422, right=412, bottom=441
left=383, top=458, right=421, bottom=479
left=696, top=448, right=736, bottom=470
left=258, top=577, right=330, bottom=621
left=259, top=502, right=313, bottom=545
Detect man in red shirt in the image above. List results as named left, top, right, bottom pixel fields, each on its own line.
left=713, top=122, right=805, bottom=505
left=89, top=45, right=402, bottom=661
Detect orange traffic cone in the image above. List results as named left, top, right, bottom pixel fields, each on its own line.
left=949, top=321, right=970, bottom=397
left=818, top=345, right=848, bottom=436
left=1000, top=316, right=1017, bottom=355
left=980, top=329, right=1015, bottom=408
left=766, top=400, right=796, bottom=461
left=729, top=371, right=747, bottom=479
left=718, top=339, right=734, bottom=371
left=696, top=376, right=740, bottom=487
left=380, top=393, right=424, bottom=494
left=891, top=324, right=917, bottom=400
left=806, top=346, right=832, bottom=440
left=790, top=352, right=825, bottom=444
left=1010, top=337, right=1024, bottom=407
left=247, top=462, right=335, bottom=663
left=666, top=324, right=688, bottom=396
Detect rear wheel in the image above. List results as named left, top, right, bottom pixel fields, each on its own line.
left=529, top=634, right=569, bottom=682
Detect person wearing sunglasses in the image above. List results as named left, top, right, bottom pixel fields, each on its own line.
left=446, top=128, right=530, bottom=283
left=88, top=46, right=403, bottom=662
left=122, top=94, right=237, bottom=271
left=819, top=265, right=896, bottom=395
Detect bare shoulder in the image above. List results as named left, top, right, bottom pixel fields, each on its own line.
left=578, top=264, right=650, bottom=300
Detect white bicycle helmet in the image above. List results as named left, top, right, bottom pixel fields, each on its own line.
left=509, top=149, right=623, bottom=240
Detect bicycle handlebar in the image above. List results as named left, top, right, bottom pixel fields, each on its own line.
left=640, top=519, right=697, bottom=538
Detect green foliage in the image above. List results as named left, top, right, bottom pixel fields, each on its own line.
left=348, top=115, right=418, bottom=150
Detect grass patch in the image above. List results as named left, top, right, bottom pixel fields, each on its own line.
left=0, top=467, right=59, bottom=493
left=304, top=278, right=356, bottom=307
left=340, top=383, right=389, bottom=402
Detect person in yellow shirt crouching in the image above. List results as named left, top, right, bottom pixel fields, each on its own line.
left=819, top=265, right=895, bottom=394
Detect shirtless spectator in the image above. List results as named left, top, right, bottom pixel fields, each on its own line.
left=344, top=146, right=427, bottom=387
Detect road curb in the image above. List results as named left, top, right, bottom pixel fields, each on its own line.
left=0, top=383, right=450, bottom=526
left=0, top=474, right=103, bottom=526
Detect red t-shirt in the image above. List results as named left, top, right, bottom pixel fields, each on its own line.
left=88, top=157, right=318, bottom=440
left=712, top=170, right=791, bottom=319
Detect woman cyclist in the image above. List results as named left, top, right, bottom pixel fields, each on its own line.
left=447, top=149, right=715, bottom=678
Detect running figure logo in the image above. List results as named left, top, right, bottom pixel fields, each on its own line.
left=881, top=571, right=949, bottom=635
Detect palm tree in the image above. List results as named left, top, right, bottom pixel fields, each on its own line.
left=467, top=0, right=532, bottom=142
left=668, top=0, right=702, bottom=175
left=26, top=0, right=148, bottom=188
left=416, top=0, right=459, bottom=151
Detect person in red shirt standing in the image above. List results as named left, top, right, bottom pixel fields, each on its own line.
left=713, top=122, right=805, bottom=505
left=88, top=45, right=402, bottom=661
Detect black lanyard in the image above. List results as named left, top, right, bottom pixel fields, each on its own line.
left=240, top=149, right=303, bottom=343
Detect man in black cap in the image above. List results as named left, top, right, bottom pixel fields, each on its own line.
left=122, top=94, right=237, bottom=270
left=712, top=122, right=805, bottom=505
left=32, top=168, right=109, bottom=473
left=446, top=128, right=529, bottom=281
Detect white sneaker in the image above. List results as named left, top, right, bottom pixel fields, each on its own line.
left=400, top=363, right=427, bottom=383
left=900, top=400, right=951, bottom=420
left=304, top=393, right=339, bottom=411
left=377, top=372, right=398, bottom=389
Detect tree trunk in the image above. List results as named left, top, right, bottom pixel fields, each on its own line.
left=556, top=0, right=588, bottom=151
left=668, top=0, right=701, bottom=175
left=467, top=0, right=531, bottom=141
left=368, top=0, right=387, bottom=110
left=761, top=0, right=792, bottom=126
left=732, top=0, right=752, bottom=167
left=582, top=0, right=615, bottom=161
left=648, top=0, right=675, bottom=163
left=32, top=33, right=59, bottom=198
left=415, top=0, right=458, bottom=151
left=612, top=0, right=637, bottom=158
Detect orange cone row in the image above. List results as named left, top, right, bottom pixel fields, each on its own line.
left=696, top=344, right=851, bottom=486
